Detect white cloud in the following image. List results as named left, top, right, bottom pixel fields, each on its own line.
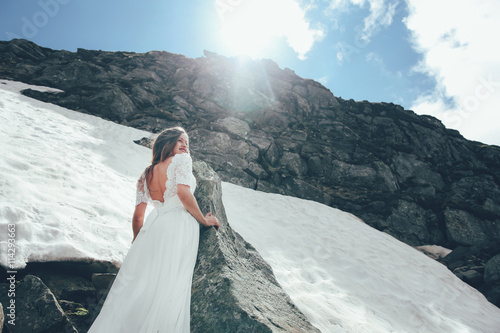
left=365, top=51, right=382, bottom=65
left=330, top=0, right=399, bottom=65
left=405, top=0, right=500, bottom=145
left=329, top=0, right=399, bottom=41
left=360, top=0, right=399, bottom=42
left=216, top=0, right=325, bottom=60
left=316, top=75, right=329, bottom=85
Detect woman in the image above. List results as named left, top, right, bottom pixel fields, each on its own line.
left=88, top=127, right=220, bottom=333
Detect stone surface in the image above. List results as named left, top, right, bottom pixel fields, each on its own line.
left=91, top=273, right=117, bottom=290
left=444, top=208, right=493, bottom=247
left=0, top=275, right=77, bottom=333
left=0, top=302, right=3, bottom=333
left=36, top=271, right=97, bottom=306
left=485, top=254, right=500, bottom=284
left=386, top=200, right=442, bottom=246
left=59, top=300, right=92, bottom=333
left=191, top=161, right=320, bottom=332
left=454, top=268, right=483, bottom=288
left=439, top=243, right=500, bottom=307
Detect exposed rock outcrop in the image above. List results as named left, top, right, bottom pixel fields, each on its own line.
left=0, top=275, right=78, bottom=333
left=439, top=243, right=500, bottom=307
left=1, top=38, right=499, bottom=305
left=191, top=160, right=319, bottom=332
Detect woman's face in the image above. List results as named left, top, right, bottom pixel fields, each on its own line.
left=172, top=133, right=189, bottom=155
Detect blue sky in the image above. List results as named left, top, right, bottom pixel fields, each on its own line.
left=1, top=0, right=499, bottom=145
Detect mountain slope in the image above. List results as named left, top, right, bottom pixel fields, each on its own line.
left=1, top=80, right=500, bottom=332
left=1, top=39, right=499, bottom=304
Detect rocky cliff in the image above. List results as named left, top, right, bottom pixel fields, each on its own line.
left=1, top=39, right=499, bottom=305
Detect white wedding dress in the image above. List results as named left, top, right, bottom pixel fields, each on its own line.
left=88, top=153, right=199, bottom=333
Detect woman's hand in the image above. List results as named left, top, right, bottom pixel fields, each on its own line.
left=178, top=184, right=221, bottom=231
left=204, top=212, right=220, bottom=230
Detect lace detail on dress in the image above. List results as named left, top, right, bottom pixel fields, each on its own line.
left=164, top=153, right=196, bottom=202
left=135, top=153, right=195, bottom=207
left=135, top=171, right=150, bottom=206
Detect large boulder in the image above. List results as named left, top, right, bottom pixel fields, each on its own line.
left=386, top=200, right=442, bottom=246
left=36, top=271, right=97, bottom=306
left=444, top=208, right=494, bottom=246
left=485, top=254, right=500, bottom=285
left=0, top=275, right=77, bottom=333
left=191, top=161, right=320, bottom=332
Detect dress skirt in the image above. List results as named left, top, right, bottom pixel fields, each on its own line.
left=88, top=196, right=200, bottom=333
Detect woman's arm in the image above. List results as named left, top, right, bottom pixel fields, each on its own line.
left=177, top=184, right=220, bottom=229
left=132, top=202, right=147, bottom=243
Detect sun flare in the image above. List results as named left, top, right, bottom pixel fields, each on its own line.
left=216, top=0, right=324, bottom=59
left=220, top=6, right=274, bottom=59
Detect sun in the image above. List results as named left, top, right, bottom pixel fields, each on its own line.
left=216, top=0, right=324, bottom=60
left=220, top=17, right=272, bottom=59
left=218, top=0, right=279, bottom=59
left=217, top=0, right=324, bottom=60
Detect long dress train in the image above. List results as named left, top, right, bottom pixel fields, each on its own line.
left=88, top=153, right=199, bottom=333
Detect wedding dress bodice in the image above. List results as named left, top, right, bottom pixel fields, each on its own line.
left=135, top=153, right=196, bottom=208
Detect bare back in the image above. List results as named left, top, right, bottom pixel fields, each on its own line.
left=147, top=157, right=174, bottom=202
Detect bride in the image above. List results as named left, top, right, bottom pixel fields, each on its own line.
left=88, top=127, right=220, bottom=332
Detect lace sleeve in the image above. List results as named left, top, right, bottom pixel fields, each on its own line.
left=135, top=171, right=149, bottom=206
left=173, top=153, right=193, bottom=186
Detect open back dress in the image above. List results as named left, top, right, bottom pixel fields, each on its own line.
left=88, top=153, right=199, bottom=333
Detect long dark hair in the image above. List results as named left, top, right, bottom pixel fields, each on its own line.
left=144, top=127, right=187, bottom=183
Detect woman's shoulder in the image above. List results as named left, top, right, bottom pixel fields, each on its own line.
left=137, top=168, right=147, bottom=181
left=172, top=153, right=192, bottom=164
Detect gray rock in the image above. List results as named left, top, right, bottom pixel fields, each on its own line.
left=59, top=300, right=92, bottom=333
left=0, top=275, right=77, bottom=333
left=391, top=153, right=444, bottom=189
left=328, top=160, right=397, bottom=192
left=264, top=141, right=282, bottom=167
left=91, top=273, right=117, bottom=290
left=191, top=161, right=320, bottom=332
left=485, top=285, right=500, bottom=307
left=282, top=152, right=308, bottom=177
left=90, top=86, right=136, bottom=121
left=36, top=271, right=97, bottom=305
left=329, top=160, right=376, bottom=185
left=307, top=156, right=323, bottom=176
left=247, top=132, right=273, bottom=152
left=0, top=302, right=3, bottom=333
left=485, top=254, right=500, bottom=284
left=215, top=117, right=250, bottom=140
left=245, top=162, right=268, bottom=180
left=283, top=177, right=330, bottom=205
left=444, top=208, right=491, bottom=246
left=453, top=268, right=483, bottom=288
left=484, top=198, right=500, bottom=216
left=386, top=200, right=443, bottom=246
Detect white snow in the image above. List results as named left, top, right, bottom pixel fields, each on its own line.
left=222, top=183, right=500, bottom=332
left=1, top=79, right=500, bottom=332
left=415, top=245, right=453, bottom=260
left=0, top=79, right=152, bottom=268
